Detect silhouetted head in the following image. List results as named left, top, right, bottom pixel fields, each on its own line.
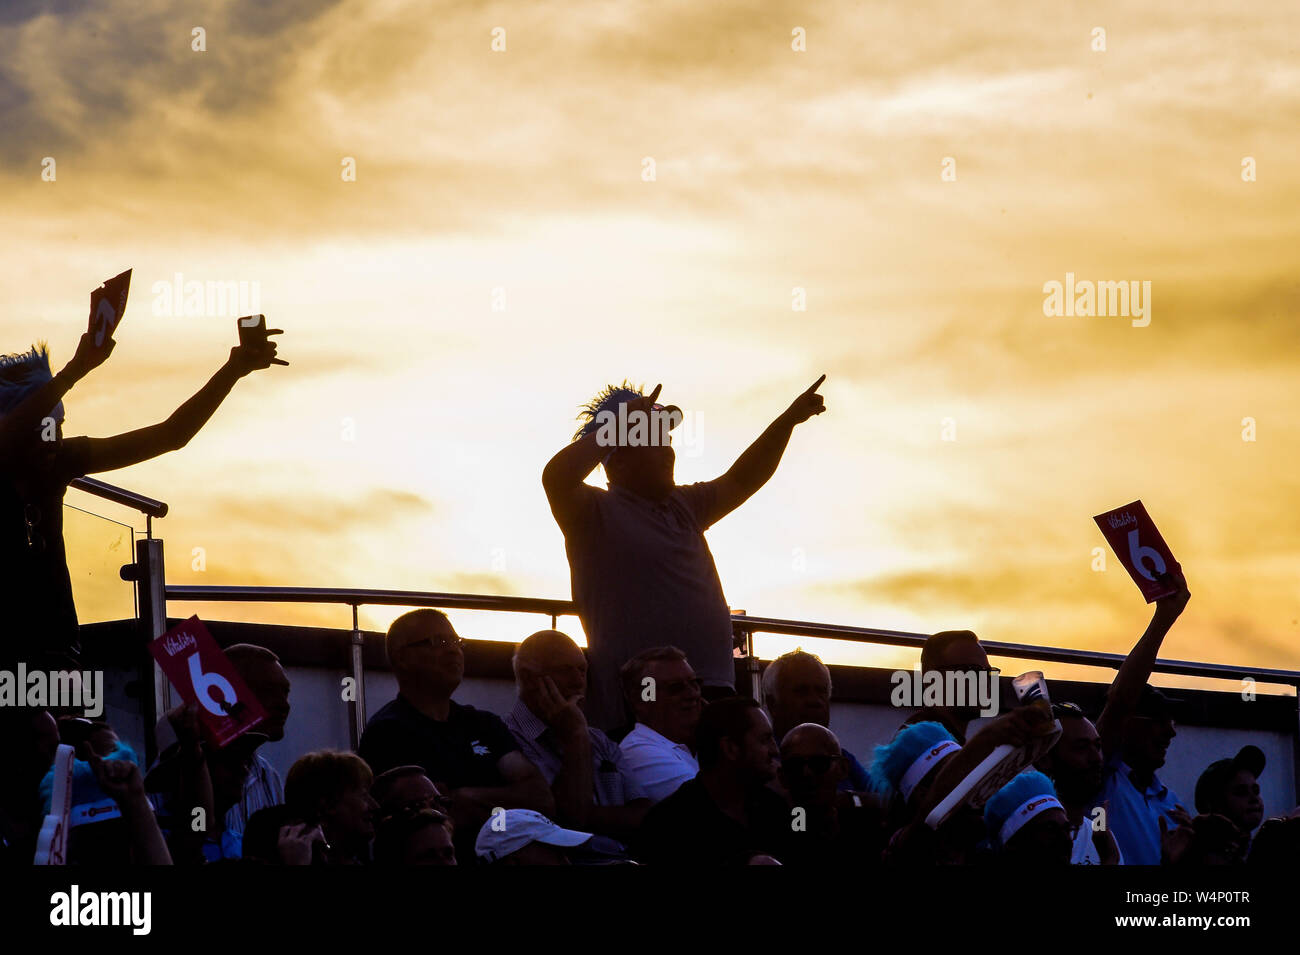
left=371, top=765, right=450, bottom=821
left=696, top=697, right=779, bottom=786
left=374, top=808, right=456, bottom=866
left=386, top=609, right=464, bottom=699
left=225, top=644, right=291, bottom=742
left=0, top=343, right=64, bottom=460
left=1119, top=685, right=1178, bottom=774
left=1040, top=703, right=1104, bottom=805
left=920, top=630, right=991, bottom=729
left=779, top=722, right=844, bottom=809
left=576, top=383, right=679, bottom=501
left=762, top=649, right=832, bottom=741
left=1195, top=746, right=1266, bottom=834
left=985, top=770, right=1072, bottom=866
left=514, top=630, right=587, bottom=715
left=620, top=646, right=702, bottom=745
left=286, top=750, right=378, bottom=858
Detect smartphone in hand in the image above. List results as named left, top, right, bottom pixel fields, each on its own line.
left=237, top=314, right=268, bottom=348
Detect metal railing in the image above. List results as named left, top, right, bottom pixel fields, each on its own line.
left=71, top=477, right=1300, bottom=772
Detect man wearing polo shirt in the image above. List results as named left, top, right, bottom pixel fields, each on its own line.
left=543, top=377, right=827, bottom=730
left=618, top=646, right=703, bottom=802
left=358, top=610, right=553, bottom=860
left=1094, top=573, right=1192, bottom=864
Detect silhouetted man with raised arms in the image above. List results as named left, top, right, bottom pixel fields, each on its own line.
left=0, top=325, right=285, bottom=667
left=543, top=377, right=827, bottom=730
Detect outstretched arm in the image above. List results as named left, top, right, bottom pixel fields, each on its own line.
left=80, top=335, right=285, bottom=475
left=707, top=374, right=826, bottom=520
left=1095, top=572, right=1191, bottom=760
left=0, top=332, right=111, bottom=457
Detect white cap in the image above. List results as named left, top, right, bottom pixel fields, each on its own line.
left=475, top=809, right=593, bottom=862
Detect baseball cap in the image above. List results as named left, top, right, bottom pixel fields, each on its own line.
left=1133, top=685, right=1181, bottom=720
left=475, top=809, right=593, bottom=863
left=1194, top=745, right=1266, bottom=814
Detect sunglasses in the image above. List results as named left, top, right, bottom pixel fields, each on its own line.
left=781, top=755, right=840, bottom=775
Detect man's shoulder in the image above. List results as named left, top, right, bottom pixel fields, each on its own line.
left=451, top=699, right=508, bottom=728
left=366, top=696, right=406, bottom=725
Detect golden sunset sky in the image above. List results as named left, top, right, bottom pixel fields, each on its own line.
left=3, top=0, right=1297, bottom=693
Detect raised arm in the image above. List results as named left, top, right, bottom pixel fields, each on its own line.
left=80, top=334, right=285, bottom=475
left=0, top=332, right=111, bottom=457
left=707, top=374, right=826, bottom=520
left=1095, top=572, right=1191, bottom=760
left=542, top=384, right=662, bottom=524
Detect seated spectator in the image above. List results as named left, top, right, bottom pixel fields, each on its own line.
left=984, top=771, right=1072, bottom=866
left=1094, top=573, right=1192, bottom=865
left=632, top=697, right=790, bottom=866
left=371, top=765, right=452, bottom=822
left=1037, top=702, right=1121, bottom=864
left=284, top=750, right=378, bottom=865
left=148, top=642, right=290, bottom=860
left=900, top=630, right=993, bottom=744
left=777, top=723, right=883, bottom=866
left=1160, top=807, right=1249, bottom=865
left=374, top=808, right=457, bottom=866
left=505, top=630, right=650, bottom=839
left=618, top=646, right=702, bottom=803
left=357, top=609, right=553, bottom=861
left=1194, top=745, right=1266, bottom=850
left=762, top=649, right=871, bottom=791
left=475, top=808, right=594, bottom=865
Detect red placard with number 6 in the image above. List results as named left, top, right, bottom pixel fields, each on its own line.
left=149, top=616, right=267, bottom=746
left=1093, top=500, right=1182, bottom=603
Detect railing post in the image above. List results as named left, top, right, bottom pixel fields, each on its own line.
left=347, top=604, right=367, bottom=751
left=124, top=538, right=167, bottom=766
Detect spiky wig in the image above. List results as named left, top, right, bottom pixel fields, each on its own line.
left=0, top=342, right=57, bottom=416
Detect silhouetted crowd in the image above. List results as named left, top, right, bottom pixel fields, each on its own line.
left=3, top=335, right=1298, bottom=866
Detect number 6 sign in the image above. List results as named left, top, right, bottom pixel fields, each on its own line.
left=1093, top=500, right=1182, bottom=603
left=149, top=616, right=266, bottom=746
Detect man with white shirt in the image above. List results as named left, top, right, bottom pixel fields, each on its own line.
left=618, top=647, right=702, bottom=803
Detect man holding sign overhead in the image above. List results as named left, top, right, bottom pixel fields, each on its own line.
left=0, top=272, right=288, bottom=668
left=543, top=375, right=828, bottom=731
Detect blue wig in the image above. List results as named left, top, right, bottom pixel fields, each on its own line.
left=868, top=721, right=958, bottom=796
left=984, top=770, right=1061, bottom=845
left=39, top=740, right=139, bottom=816
left=573, top=381, right=646, bottom=442
left=0, top=342, right=59, bottom=418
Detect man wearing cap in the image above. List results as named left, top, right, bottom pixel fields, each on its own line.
left=542, top=377, right=827, bottom=730
left=1195, top=746, right=1266, bottom=850
left=1094, top=572, right=1192, bottom=864
left=475, top=808, right=594, bottom=865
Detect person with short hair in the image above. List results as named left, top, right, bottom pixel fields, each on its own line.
left=778, top=723, right=882, bottom=866
left=618, top=646, right=702, bottom=803
left=374, top=808, right=457, bottom=866
left=1038, top=703, right=1121, bottom=864
left=632, top=697, right=791, bottom=865
left=762, top=649, right=870, bottom=790
left=357, top=609, right=553, bottom=861
left=1194, top=745, right=1266, bottom=843
left=284, top=750, right=378, bottom=865
left=371, top=765, right=451, bottom=821
left=899, top=630, right=992, bottom=744
left=506, top=630, right=650, bottom=839
left=542, top=378, right=827, bottom=729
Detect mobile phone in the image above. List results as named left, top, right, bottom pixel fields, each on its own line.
left=89, top=269, right=132, bottom=347
left=237, top=314, right=267, bottom=348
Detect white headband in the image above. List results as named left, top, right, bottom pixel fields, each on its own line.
left=899, top=739, right=961, bottom=802
left=997, top=794, right=1064, bottom=845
